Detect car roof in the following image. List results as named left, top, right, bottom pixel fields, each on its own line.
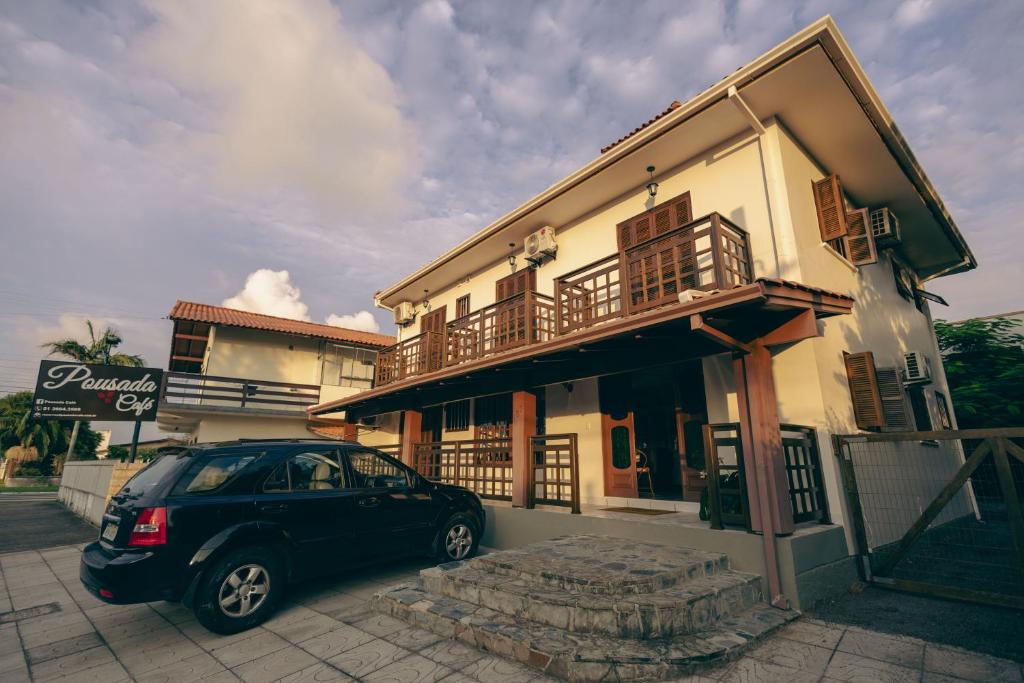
left=198, top=438, right=359, bottom=450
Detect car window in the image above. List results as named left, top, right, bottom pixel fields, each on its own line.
left=120, top=451, right=194, bottom=497
left=346, top=449, right=409, bottom=489
left=183, top=453, right=259, bottom=494
left=262, top=451, right=343, bottom=493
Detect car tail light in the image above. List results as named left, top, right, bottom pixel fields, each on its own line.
left=99, top=588, right=114, bottom=599
left=128, top=507, right=167, bottom=546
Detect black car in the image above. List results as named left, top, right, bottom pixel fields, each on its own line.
left=80, top=439, right=485, bottom=634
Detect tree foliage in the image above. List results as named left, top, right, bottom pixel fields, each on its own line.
left=42, top=320, right=145, bottom=366
left=0, top=391, right=102, bottom=472
left=934, top=317, right=1024, bottom=429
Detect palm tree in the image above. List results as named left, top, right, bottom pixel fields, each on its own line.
left=43, top=321, right=145, bottom=367
left=41, top=321, right=146, bottom=461
left=0, top=391, right=62, bottom=478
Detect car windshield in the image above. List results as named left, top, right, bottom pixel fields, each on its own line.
left=119, top=450, right=194, bottom=498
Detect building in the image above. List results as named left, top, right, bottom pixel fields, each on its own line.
left=156, top=301, right=395, bottom=443
left=309, top=17, right=975, bottom=607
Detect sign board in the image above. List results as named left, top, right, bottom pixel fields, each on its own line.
left=33, top=360, right=164, bottom=422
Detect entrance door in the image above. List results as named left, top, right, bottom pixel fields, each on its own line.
left=421, top=405, right=442, bottom=443
left=599, top=374, right=637, bottom=497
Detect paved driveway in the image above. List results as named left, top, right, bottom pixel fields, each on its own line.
left=0, top=496, right=97, bottom=553
left=2, top=545, right=1022, bottom=683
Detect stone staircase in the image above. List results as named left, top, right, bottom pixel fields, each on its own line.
left=371, top=535, right=799, bottom=681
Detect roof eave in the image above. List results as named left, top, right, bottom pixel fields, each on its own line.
left=376, top=15, right=974, bottom=305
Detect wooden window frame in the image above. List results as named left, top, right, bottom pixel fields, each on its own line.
left=455, top=294, right=471, bottom=319
left=444, top=399, right=470, bottom=432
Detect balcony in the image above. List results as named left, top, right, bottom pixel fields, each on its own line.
left=160, top=372, right=321, bottom=413
left=375, top=213, right=752, bottom=387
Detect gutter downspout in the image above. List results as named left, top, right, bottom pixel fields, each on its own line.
left=727, top=85, right=790, bottom=609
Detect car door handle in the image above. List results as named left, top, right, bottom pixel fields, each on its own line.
left=358, top=497, right=380, bottom=508
left=259, top=503, right=288, bottom=514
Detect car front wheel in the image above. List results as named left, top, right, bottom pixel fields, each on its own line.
left=436, top=513, right=479, bottom=562
left=194, top=546, right=283, bottom=634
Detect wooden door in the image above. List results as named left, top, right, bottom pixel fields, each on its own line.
left=419, top=305, right=446, bottom=371
left=421, top=405, right=442, bottom=443
left=599, top=374, right=637, bottom=498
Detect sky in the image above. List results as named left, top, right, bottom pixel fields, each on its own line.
left=1, top=0, right=1022, bottom=443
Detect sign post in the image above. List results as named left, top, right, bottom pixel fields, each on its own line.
left=33, top=362, right=164, bottom=461
left=128, top=421, right=143, bottom=463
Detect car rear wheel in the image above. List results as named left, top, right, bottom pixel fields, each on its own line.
left=194, top=547, right=283, bottom=634
left=436, top=513, right=479, bottom=562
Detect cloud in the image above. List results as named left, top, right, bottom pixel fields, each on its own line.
left=222, top=270, right=383, bottom=333
left=325, top=311, right=382, bottom=334
left=222, top=270, right=311, bottom=320
left=133, top=0, right=416, bottom=221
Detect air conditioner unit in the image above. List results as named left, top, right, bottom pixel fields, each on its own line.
left=393, top=301, right=415, bottom=326
left=870, top=208, right=901, bottom=244
left=524, top=226, right=557, bottom=263
left=902, top=351, right=932, bottom=384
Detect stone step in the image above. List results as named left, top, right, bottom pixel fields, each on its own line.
left=467, top=535, right=730, bottom=595
left=371, top=582, right=797, bottom=682
left=421, top=563, right=763, bottom=639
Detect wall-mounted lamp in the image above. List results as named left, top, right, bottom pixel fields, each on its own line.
left=421, top=289, right=431, bottom=312
left=507, top=243, right=517, bottom=272
left=645, top=165, right=659, bottom=198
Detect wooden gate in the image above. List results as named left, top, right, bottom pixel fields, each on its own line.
left=835, top=428, right=1024, bottom=609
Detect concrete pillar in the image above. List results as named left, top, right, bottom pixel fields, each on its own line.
left=511, top=390, right=537, bottom=508
left=400, top=409, right=422, bottom=467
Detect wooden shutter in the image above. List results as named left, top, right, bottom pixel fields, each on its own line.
left=813, top=175, right=848, bottom=241
left=617, top=191, right=692, bottom=250
left=876, top=367, right=911, bottom=430
left=495, top=268, right=536, bottom=301
left=844, top=351, right=885, bottom=429
left=843, top=208, right=878, bottom=266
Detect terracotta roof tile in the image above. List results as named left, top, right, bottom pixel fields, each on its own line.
left=169, top=301, right=395, bottom=348
left=601, top=101, right=682, bottom=154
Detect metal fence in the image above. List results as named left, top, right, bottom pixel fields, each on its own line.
left=835, top=428, right=1024, bottom=608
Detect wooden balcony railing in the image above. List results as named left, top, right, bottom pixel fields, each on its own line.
left=374, top=212, right=752, bottom=386
left=160, top=372, right=320, bottom=411
left=413, top=438, right=513, bottom=500
left=528, top=433, right=580, bottom=513
left=556, top=254, right=623, bottom=335
left=623, top=213, right=752, bottom=314
left=447, top=291, right=555, bottom=365
left=375, top=330, right=444, bottom=386
left=412, top=433, right=580, bottom=510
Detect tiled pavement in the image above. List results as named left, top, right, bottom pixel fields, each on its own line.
left=2, top=545, right=1022, bottom=683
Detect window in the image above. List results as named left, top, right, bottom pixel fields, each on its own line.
left=456, top=294, right=471, bottom=319
left=263, top=451, right=343, bottom=492
left=321, top=343, right=376, bottom=389
left=346, top=449, right=408, bottom=489
left=812, top=175, right=876, bottom=266
left=444, top=399, right=470, bottom=432
left=474, top=393, right=512, bottom=440
left=908, top=387, right=933, bottom=431
left=182, top=453, right=259, bottom=494
left=935, top=391, right=953, bottom=430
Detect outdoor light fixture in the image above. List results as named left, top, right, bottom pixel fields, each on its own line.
left=422, top=289, right=431, bottom=312
left=645, top=166, right=659, bottom=198
left=508, top=243, right=517, bottom=272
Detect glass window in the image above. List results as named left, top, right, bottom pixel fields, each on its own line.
left=321, top=343, right=376, bottom=389
left=183, top=453, right=259, bottom=494
left=121, top=451, right=193, bottom=497
left=346, top=449, right=408, bottom=489
left=262, top=451, right=342, bottom=492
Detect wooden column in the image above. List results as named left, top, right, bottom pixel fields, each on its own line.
left=733, top=342, right=795, bottom=535
left=733, top=341, right=793, bottom=609
left=400, top=409, right=422, bottom=467
left=511, top=390, right=537, bottom=508
left=343, top=422, right=359, bottom=442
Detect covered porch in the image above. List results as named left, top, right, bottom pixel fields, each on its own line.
left=312, top=276, right=852, bottom=606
